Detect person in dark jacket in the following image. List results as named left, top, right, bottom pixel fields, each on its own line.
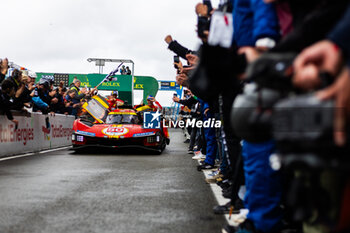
left=6, top=69, right=32, bottom=111
left=165, top=35, right=195, bottom=60
left=0, top=80, right=18, bottom=127
left=64, top=90, right=80, bottom=117
left=293, top=2, right=350, bottom=147
left=7, top=69, right=22, bottom=91
left=173, top=90, right=201, bottom=153
left=12, top=75, right=33, bottom=111
left=50, top=87, right=68, bottom=114
left=270, top=0, right=349, bottom=53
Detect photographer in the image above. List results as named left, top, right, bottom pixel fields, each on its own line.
left=50, top=87, right=68, bottom=115
left=12, top=74, right=33, bottom=111
left=287, top=8, right=350, bottom=231
left=0, top=79, right=19, bottom=127
left=293, top=4, right=350, bottom=148
left=27, top=71, right=37, bottom=91
left=227, top=1, right=350, bottom=232
left=32, top=79, right=51, bottom=114
left=7, top=69, right=22, bottom=92
left=209, top=1, right=285, bottom=233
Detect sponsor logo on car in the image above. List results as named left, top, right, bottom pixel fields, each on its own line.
left=76, top=130, right=96, bottom=137
left=133, top=132, right=155, bottom=137
left=102, top=126, right=129, bottom=136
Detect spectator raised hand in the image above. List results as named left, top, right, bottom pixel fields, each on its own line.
left=195, top=3, right=208, bottom=17
left=0, top=58, right=8, bottom=75
left=164, top=35, right=173, bottom=45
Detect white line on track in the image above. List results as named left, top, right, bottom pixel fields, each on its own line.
left=199, top=162, right=247, bottom=227
left=0, top=146, right=72, bottom=162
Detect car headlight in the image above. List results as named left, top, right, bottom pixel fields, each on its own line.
left=72, top=134, right=76, bottom=141
left=76, top=135, right=84, bottom=142
left=147, top=136, right=156, bottom=143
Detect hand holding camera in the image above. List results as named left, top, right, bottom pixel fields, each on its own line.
left=174, top=55, right=180, bottom=69
left=293, top=40, right=343, bottom=90
left=176, top=73, right=189, bottom=88
left=185, top=54, right=199, bottom=66
left=172, top=95, right=180, bottom=103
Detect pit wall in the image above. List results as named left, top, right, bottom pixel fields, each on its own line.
left=0, top=112, right=74, bottom=157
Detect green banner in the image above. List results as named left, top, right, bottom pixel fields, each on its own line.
left=36, top=73, right=160, bottom=105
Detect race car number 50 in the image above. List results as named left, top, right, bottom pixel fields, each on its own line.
left=102, top=127, right=129, bottom=136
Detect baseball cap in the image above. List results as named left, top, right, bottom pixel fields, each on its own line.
left=111, top=90, right=118, bottom=96
left=39, top=79, right=50, bottom=88
left=147, top=95, right=153, bottom=100
left=42, top=75, right=54, bottom=84
left=28, top=71, right=37, bottom=79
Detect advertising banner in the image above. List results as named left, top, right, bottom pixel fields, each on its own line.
left=0, top=113, right=74, bottom=157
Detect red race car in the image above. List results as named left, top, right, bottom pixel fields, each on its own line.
left=72, top=95, right=170, bottom=154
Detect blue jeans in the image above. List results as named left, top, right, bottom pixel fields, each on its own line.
left=203, top=114, right=217, bottom=165
left=242, top=140, right=282, bottom=233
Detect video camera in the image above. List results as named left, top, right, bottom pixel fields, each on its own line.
left=231, top=52, right=347, bottom=152
left=232, top=54, right=350, bottom=227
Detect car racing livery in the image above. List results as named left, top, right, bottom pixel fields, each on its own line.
left=72, top=95, right=170, bottom=153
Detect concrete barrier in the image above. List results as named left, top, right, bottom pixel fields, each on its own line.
left=0, top=112, right=74, bottom=157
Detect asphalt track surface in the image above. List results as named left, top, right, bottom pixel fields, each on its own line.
left=0, top=129, right=225, bottom=233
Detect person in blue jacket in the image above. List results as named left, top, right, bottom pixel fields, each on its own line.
left=32, top=79, right=51, bottom=114
left=233, top=0, right=280, bottom=48
left=229, top=1, right=283, bottom=233
left=196, top=97, right=218, bottom=171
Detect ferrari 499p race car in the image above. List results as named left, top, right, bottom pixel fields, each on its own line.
left=71, top=95, right=170, bottom=154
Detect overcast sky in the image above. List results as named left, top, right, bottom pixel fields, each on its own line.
left=0, top=0, right=220, bottom=106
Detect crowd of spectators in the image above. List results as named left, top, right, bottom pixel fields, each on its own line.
left=0, top=60, right=162, bottom=128
left=0, top=61, right=99, bottom=128
left=166, top=1, right=350, bottom=233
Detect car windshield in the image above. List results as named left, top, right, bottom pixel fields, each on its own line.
left=106, top=114, right=140, bottom=124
